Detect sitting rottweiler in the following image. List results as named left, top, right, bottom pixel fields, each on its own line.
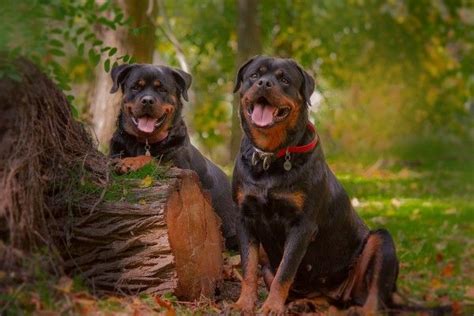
left=231, top=56, right=399, bottom=314
left=109, top=63, right=238, bottom=249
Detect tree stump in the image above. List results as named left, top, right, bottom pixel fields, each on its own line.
left=62, top=167, right=224, bottom=300
left=0, top=58, right=223, bottom=301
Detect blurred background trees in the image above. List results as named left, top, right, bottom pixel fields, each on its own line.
left=1, top=0, right=473, bottom=165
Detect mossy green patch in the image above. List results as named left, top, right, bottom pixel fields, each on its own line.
left=74, top=160, right=172, bottom=203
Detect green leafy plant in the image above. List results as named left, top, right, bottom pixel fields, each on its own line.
left=0, top=0, right=134, bottom=115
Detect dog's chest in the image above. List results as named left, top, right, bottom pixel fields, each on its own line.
left=238, top=181, right=305, bottom=224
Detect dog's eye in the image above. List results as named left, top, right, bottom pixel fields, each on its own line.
left=131, top=84, right=141, bottom=91
left=250, top=73, right=259, bottom=80
left=280, top=77, right=289, bottom=84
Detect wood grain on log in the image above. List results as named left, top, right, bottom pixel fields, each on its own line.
left=62, top=167, right=223, bottom=300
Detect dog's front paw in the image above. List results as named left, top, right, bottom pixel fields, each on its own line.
left=230, top=296, right=257, bottom=315
left=260, top=298, right=286, bottom=315
left=114, top=156, right=153, bottom=174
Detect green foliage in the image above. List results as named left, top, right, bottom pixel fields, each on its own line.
left=0, top=0, right=129, bottom=116
left=157, top=0, right=473, bottom=156
left=158, top=0, right=236, bottom=150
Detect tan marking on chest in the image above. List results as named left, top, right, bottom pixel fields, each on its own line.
left=271, top=191, right=306, bottom=211
left=236, top=185, right=265, bottom=206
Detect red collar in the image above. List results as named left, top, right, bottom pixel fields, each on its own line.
left=275, top=123, right=318, bottom=158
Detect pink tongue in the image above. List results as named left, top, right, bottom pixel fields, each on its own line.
left=251, top=104, right=274, bottom=127
left=137, top=117, right=158, bottom=133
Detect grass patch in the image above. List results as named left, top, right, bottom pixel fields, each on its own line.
left=75, top=160, right=171, bottom=203
left=327, top=138, right=473, bottom=306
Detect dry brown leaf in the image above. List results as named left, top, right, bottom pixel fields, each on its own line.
left=452, top=301, right=463, bottom=315
left=430, top=278, right=443, bottom=290
left=154, top=296, right=176, bottom=316
left=73, top=297, right=97, bottom=316
left=29, top=292, right=43, bottom=312
left=54, top=276, right=73, bottom=293
left=441, top=263, right=454, bottom=277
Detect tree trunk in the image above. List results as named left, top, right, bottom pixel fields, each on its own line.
left=230, top=0, right=262, bottom=159
left=89, top=0, right=158, bottom=150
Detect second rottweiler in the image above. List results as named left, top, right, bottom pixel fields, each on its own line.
left=232, top=56, right=399, bottom=314
left=109, top=63, right=238, bottom=249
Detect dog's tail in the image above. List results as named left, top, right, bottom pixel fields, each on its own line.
left=386, top=292, right=454, bottom=315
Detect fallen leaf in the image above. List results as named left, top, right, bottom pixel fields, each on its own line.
left=452, top=301, right=463, bottom=315
left=30, top=292, right=42, bottom=311
left=73, top=297, right=97, bottom=316
left=155, top=296, right=176, bottom=316
left=140, top=175, right=154, bottom=188
left=435, top=242, right=447, bottom=251
left=227, top=255, right=241, bottom=267
left=351, top=198, right=360, bottom=207
left=441, top=263, right=454, bottom=277
left=371, top=216, right=388, bottom=225
left=444, top=208, right=457, bottom=215
left=430, top=278, right=443, bottom=290
left=55, top=276, right=73, bottom=293
left=391, top=198, right=402, bottom=208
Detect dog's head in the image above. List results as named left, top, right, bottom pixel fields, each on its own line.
left=110, top=64, right=192, bottom=142
left=234, top=56, right=314, bottom=152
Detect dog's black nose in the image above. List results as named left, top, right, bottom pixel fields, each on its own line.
left=257, top=78, right=273, bottom=89
left=140, top=96, right=155, bottom=106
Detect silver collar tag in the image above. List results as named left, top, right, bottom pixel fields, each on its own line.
left=145, top=139, right=151, bottom=157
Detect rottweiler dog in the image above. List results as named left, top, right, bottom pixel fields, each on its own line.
left=232, top=56, right=399, bottom=314
left=109, top=63, right=238, bottom=249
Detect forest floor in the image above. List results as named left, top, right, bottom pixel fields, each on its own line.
left=1, top=140, right=473, bottom=315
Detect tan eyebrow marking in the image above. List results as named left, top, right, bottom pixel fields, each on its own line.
left=138, top=79, right=146, bottom=86
left=154, top=80, right=161, bottom=87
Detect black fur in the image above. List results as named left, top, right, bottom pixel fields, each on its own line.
left=233, top=56, right=400, bottom=312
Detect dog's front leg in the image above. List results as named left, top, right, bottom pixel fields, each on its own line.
left=233, top=222, right=260, bottom=314
left=261, top=222, right=317, bottom=315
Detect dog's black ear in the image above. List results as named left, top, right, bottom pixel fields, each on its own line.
left=233, top=55, right=260, bottom=93
left=171, top=68, right=192, bottom=102
left=110, top=64, right=137, bottom=94
left=295, top=63, right=315, bottom=106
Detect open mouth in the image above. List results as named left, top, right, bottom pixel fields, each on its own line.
left=131, top=113, right=167, bottom=134
left=247, top=96, right=291, bottom=128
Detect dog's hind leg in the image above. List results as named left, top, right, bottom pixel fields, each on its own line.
left=344, top=229, right=399, bottom=315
